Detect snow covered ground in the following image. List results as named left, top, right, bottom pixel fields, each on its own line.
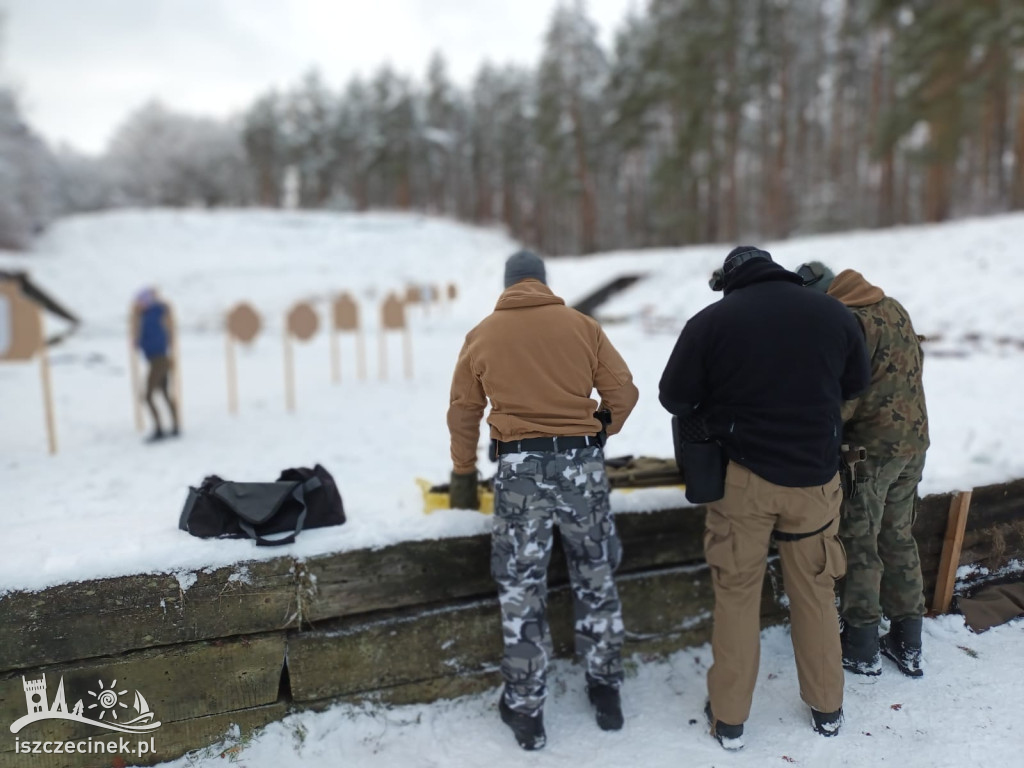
left=2, top=210, right=1024, bottom=594
left=160, top=616, right=1024, bottom=768
left=2, top=209, right=1024, bottom=594
left=2, top=209, right=1023, bottom=767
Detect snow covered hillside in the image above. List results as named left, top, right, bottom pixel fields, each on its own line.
left=2, top=209, right=1024, bottom=594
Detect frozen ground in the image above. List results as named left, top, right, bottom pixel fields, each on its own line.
left=2, top=209, right=1024, bottom=593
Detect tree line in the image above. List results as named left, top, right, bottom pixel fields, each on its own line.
left=5, top=1, right=1024, bottom=254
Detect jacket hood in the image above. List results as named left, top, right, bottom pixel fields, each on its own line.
left=827, top=269, right=885, bottom=307
left=723, top=259, right=803, bottom=295
left=495, top=279, right=566, bottom=310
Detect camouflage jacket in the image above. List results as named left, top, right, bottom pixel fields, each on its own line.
left=828, top=269, right=929, bottom=458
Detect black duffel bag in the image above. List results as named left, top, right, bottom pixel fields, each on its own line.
left=179, top=463, right=345, bottom=546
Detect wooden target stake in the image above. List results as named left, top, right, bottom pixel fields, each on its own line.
left=332, top=293, right=362, bottom=384
left=284, top=326, right=296, bottom=412
left=379, top=293, right=411, bottom=381
left=284, top=301, right=319, bottom=412
left=225, top=302, right=261, bottom=415
left=225, top=334, right=239, bottom=415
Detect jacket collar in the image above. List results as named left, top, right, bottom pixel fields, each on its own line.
left=827, top=269, right=886, bottom=307
left=723, top=260, right=803, bottom=295
left=495, top=279, right=565, bottom=310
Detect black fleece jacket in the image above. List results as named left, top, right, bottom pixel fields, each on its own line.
left=659, top=260, right=870, bottom=488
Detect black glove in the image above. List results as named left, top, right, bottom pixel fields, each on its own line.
left=449, top=471, right=480, bottom=510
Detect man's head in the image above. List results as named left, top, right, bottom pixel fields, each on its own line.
left=135, top=287, right=157, bottom=308
left=795, top=261, right=835, bottom=293
left=504, top=250, right=547, bottom=289
left=709, top=246, right=772, bottom=291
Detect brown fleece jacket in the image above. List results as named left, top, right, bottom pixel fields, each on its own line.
left=827, top=269, right=885, bottom=307
left=447, top=279, right=639, bottom=473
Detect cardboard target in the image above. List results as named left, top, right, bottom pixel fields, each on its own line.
left=447, top=282, right=458, bottom=301
left=382, top=294, right=406, bottom=330
left=333, top=293, right=360, bottom=331
left=287, top=302, right=319, bottom=341
left=227, top=303, right=261, bottom=343
left=404, top=285, right=421, bottom=304
left=0, top=281, right=44, bottom=361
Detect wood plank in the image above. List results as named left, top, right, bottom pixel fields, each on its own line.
left=959, top=519, right=1024, bottom=572
left=0, top=560, right=297, bottom=673
left=288, top=562, right=784, bottom=703
left=931, top=491, right=973, bottom=614
left=0, top=483, right=1007, bottom=676
left=0, top=633, right=285, bottom=747
left=963, top=478, right=1024, bottom=530
left=0, top=701, right=288, bottom=768
left=303, top=509, right=708, bottom=624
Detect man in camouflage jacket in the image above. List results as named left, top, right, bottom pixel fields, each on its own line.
left=799, top=262, right=929, bottom=678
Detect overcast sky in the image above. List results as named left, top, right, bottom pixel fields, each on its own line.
left=1, top=0, right=636, bottom=155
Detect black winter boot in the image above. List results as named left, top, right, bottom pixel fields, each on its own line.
left=841, top=621, right=882, bottom=676
left=811, top=707, right=843, bottom=737
left=880, top=617, right=924, bottom=677
left=586, top=676, right=623, bottom=731
left=704, top=700, right=744, bottom=751
left=499, top=698, right=546, bottom=751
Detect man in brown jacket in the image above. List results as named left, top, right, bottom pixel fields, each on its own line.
left=447, top=250, right=639, bottom=751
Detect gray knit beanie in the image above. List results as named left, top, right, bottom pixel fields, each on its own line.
left=504, top=250, right=547, bottom=288
left=796, top=261, right=836, bottom=293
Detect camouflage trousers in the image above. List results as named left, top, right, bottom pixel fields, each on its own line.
left=839, top=452, right=927, bottom=627
left=492, top=445, right=625, bottom=715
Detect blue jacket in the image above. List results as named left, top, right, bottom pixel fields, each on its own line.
left=138, top=304, right=169, bottom=360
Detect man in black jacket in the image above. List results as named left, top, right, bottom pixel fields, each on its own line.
left=659, top=246, right=870, bottom=750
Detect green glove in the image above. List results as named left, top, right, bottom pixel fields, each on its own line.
left=449, top=471, right=480, bottom=510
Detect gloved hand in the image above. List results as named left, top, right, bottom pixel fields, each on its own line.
left=449, top=471, right=480, bottom=510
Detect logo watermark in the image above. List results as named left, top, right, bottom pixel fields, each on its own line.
left=14, top=736, right=157, bottom=757
left=10, top=673, right=162, bottom=757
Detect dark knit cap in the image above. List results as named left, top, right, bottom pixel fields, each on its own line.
left=504, top=250, right=547, bottom=288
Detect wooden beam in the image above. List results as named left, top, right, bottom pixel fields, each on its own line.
left=931, top=490, right=973, bottom=615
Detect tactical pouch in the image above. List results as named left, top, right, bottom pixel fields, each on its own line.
left=671, top=413, right=725, bottom=503
left=681, top=440, right=727, bottom=504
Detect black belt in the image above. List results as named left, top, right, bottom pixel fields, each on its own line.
left=773, top=518, right=836, bottom=542
left=494, top=434, right=602, bottom=456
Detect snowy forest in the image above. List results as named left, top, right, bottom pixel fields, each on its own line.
left=3, top=0, right=1024, bottom=254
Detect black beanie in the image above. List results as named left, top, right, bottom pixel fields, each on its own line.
left=504, top=250, right=547, bottom=288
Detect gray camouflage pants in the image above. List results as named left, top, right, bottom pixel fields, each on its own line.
left=492, top=445, right=625, bottom=716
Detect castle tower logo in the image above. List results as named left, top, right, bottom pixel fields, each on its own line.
left=10, top=674, right=162, bottom=735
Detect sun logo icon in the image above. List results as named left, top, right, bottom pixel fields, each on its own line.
left=87, top=680, right=129, bottom=721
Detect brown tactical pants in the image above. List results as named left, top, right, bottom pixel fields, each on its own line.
left=704, top=462, right=847, bottom=726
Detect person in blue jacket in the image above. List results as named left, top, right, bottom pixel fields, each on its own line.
left=135, top=288, right=179, bottom=441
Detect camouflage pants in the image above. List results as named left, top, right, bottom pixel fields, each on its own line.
left=839, top=452, right=927, bottom=627
left=492, top=445, right=624, bottom=715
